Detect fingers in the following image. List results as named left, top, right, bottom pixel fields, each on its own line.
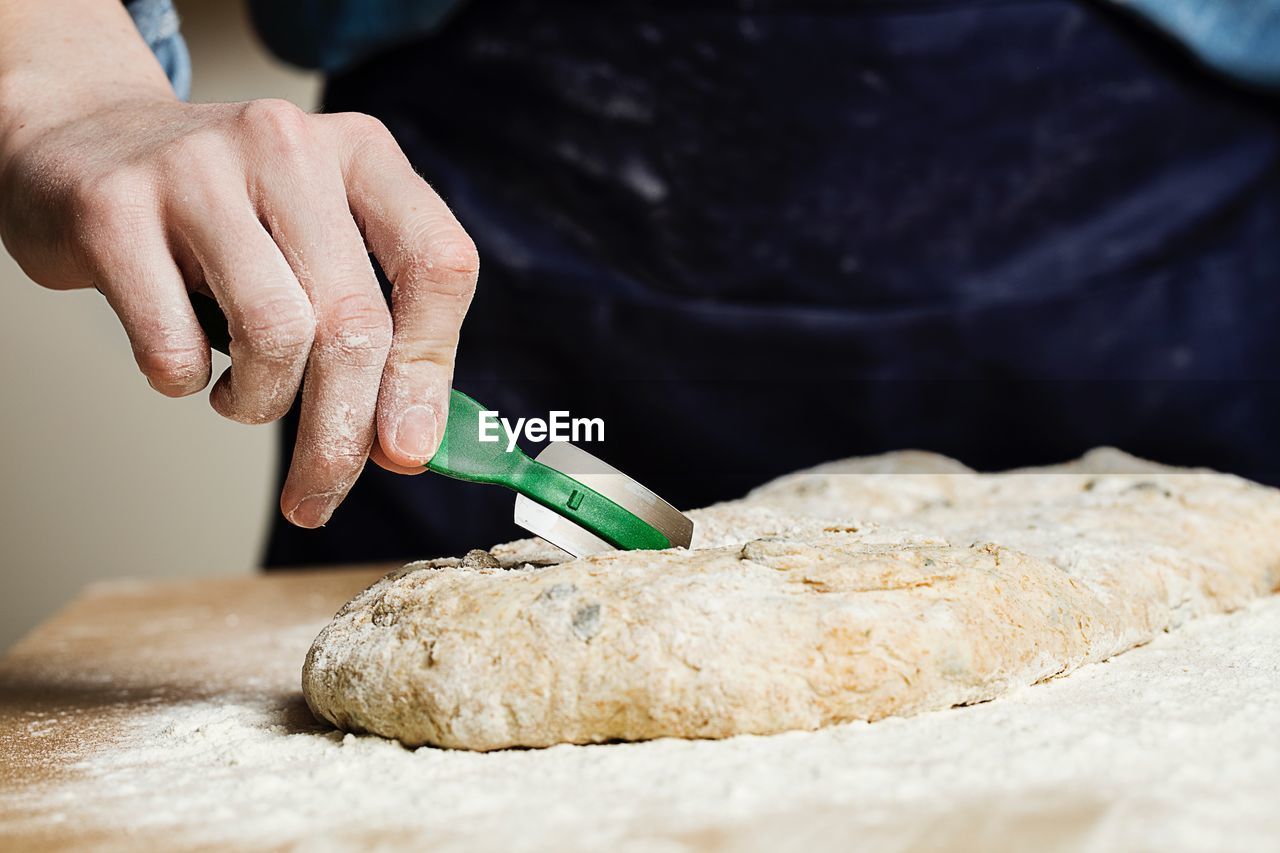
left=84, top=206, right=211, bottom=397
left=328, top=113, right=479, bottom=469
left=176, top=197, right=315, bottom=427
left=13, top=96, right=468, bottom=532
left=252, top=130, right=393, bottom=527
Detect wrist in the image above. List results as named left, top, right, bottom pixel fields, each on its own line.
left=0, top=0, right=180, bottom=171
left=0, top=68, right=175, bottom=171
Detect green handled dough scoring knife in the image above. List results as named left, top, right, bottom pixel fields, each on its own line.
left=426, top=390, right=693, bottom=554
left=189, top=292, right=694, bottom=557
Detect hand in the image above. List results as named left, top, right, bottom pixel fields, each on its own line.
left=0, top=95, right=478, bottom=528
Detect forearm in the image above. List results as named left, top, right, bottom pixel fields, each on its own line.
left=0, top=0, right=174, bottom=165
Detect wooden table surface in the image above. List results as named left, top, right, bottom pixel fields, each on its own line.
left=0, top=566, right=392, bottom=849
left=5, top=569, right=1277, bottom=852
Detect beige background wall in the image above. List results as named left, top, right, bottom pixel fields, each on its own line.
left=0, top=1, right=320, bottom=650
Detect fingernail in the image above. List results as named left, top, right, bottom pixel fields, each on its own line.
left=393, top=404, right=439, bottom=463
left=288, top=494, right=337, bottom=528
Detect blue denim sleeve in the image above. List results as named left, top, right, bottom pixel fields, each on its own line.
left=125, top=0, right=191, bottom=101
left=1114, top=0, right=1280, bottom=88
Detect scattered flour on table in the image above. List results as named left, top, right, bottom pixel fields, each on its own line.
left=7, top=597, right=1280, bottom=852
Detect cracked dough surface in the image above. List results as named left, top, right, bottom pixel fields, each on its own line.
left=302, top=449, right=1280, bottom=750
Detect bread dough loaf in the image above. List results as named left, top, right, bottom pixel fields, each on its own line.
left=302, top=449, right=1280, bottom=750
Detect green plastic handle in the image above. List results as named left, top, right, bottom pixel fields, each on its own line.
left=188, top=291, right=669, bottom=552
left=428, top=391, right=671, bottom=551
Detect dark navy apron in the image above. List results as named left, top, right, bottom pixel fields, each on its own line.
left=266, top=0, right=1280, bottom=567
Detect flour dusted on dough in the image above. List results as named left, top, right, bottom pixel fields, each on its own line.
left=301, top=449, right=1280, bottom=750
